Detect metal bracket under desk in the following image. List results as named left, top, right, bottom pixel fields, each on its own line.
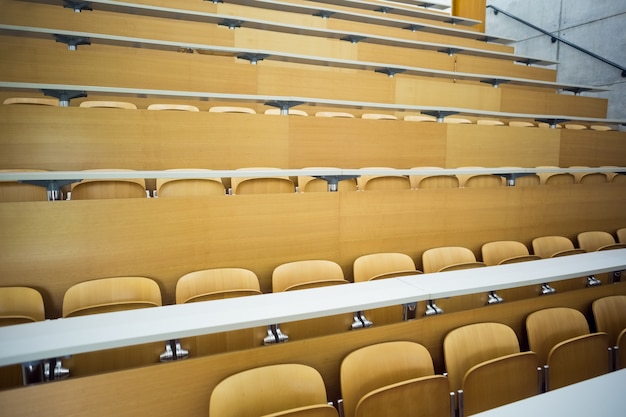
left=313, top=175, right=360, bottom=192
left=493, top=172, right=537, bottom=187
left=20, top=179, right=81, bottom=201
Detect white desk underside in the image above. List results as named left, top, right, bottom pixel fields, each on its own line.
left=473, top=368, right=626, bottom=417
left=2, top=25, right=604, bottom=94
left=0, top=250, right=624, bottom=367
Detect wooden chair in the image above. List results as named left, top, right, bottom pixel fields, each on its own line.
left=361, top=113, right=397, bottom=120
left=443, top=117, right=472, bottom=124
left=526, top=307, right=609, bottom=390
left=264, top=108, right=308, bottom=116
left=577, top=231, right=626, bottom=252
left=532, top=235, right=589, bottom=290
left=230, top=168, right=295, bottom=194
left=592, top=295, right=626, bottom=370
left=569, top=166, right=608, bottom=184
left=3, top=97, right=58, bottom=106
left=409, top=167, right=459, bottom=189
left=618, top=228, right=626, bottom=244
left=297, top=168, right=357, bottom=192
left=0, top=169, right=50, bottom=202
left=508, top=121, right=535, bottom=127
left=341, top=341, right=451, bottom=417
left=404, top=114, right=437, bottom=122
left=209, top=364, right=337, bottom=417
left=477, top=119, right=504, bottom=126
left=421, top=246, right=487, bottom=313
left=209, top=106, right=256, bottom=114
left=156, top=169, right=225, bottom=197
left=69, top=169, right=147, bottom=200
left=536, top=166, right=575, bottom=185
left=353, top=253, right=422, bottom=324
left=272, top=260, right=353, bottom=340
left=79, top=101, right=137, bottom=109
left=176, top=268, right=269, bottom=354
left=456, top=167, right=504, bottom=188
left=0, top=287, right=46, bottom=389
left=444, top=323, right=539, bottom=416
left=590, top=125, right=612, bottom=131
left=314, top=111, right=354, bottom=118
left=356, top=167, right=411, bottom=191
left=261, top=405, right=339, bottom=417
left=481, top=241, right=542, bottom=301
left=147, top=104, right=199, bottom=111
left=564, top=124, right=587, bottom=130
left=62, top=277, right=166, bottom=376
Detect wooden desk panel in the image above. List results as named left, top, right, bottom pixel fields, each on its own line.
left=1, top=283, right=625, bottom=416
left=559, top=130, right=626, bottom=167
left=455, top=55, right=558, bottom=82
left=500, top=88, right=608, bottom=118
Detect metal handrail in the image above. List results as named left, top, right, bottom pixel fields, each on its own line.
left=487, top=4, right=626, bottom=77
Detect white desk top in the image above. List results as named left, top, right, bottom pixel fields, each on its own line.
left=0, top=250, right=624, bottom=367
left=473, top=368, right=626, bottom=417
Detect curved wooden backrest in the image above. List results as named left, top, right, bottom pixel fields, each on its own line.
left=443, top=117, right=471, bottom=124
left=592, top=295, right=626, bottom=345
left=63, top=276, right=162, bottom=318
left=618, top=228, right=626, bottom=244
left=0, top=286, right=45, bottom=325
left=619, top=328, right=626, bottom=369
left=297, top=167, right=357, bottom=193
left=361, top=113, right=397, bottom=120
left=508, top=121, right=534, bottom=127
left=526, top=307, right=590, bottom=366
left=353, top=252, right=417, bottom=283
left=456, top=167, right=503, bottom=188
left=577, top=231, right=625, bottom=252
left=314, top=111, right=354, bottom=118
left=438, top=262, right=486, bottom=272
left=209, top=106, right=256, bottom=114
left=261, top=404, right=338, bottom=417
left=146, top=104, right=199, bottom=111
left=264, top=108, right=308, bottom=116
left=70, top=169, right=146, bottom=200
left=546, top=333, right=609, bottom=390
left=354, top=375, right=451, bottom=417
left=422, top=246, right=478, bottom=274
left=272, top=260, right=347, bottom=292
left=477, top=119, right=504, bottom=126
left=176, top=268, right=261, bottom=304
left=209, top=364, right=329, bottom=417
left=536, top=166, right=575, bottom=185
left=564, top=124, right=587, bottom=130
left=462, top=351, right=538, bottom=416
left=443, top=322, right=521, bottom=393
left=3, top=97, right=58, bottom=106
left=404, top=114, right=437, bottom=122
left=531, top=235, right=580, bottom=258
left=356, top=168, right=410, bottom=191
left=79, top=101, right=137, bottom=109
left=340, top=341, right=436, bottom=417
left=569, top=166, right=607, bottom=184
left=409, top=167, right=459, bottom=189
left=481, top=240, right=533, bottom=266
left=0, top=169, right=49, bottom=202
left=590, top=125, right=612, bottom=131
left=231, top=168, right=294, bottom=195
left=156, top=169, right=225, bottom=197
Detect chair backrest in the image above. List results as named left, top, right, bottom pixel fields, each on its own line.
left=261, top=405, right=338, bottom=417
left=70, top=169, right=146, bottom=200
left=481, top=240, right=539, bottom=266
left=361, top=113, right=397, bottom=120
left=536, top=166, right=575, bottom=185
left=353, top=252, right=418, bottom=282
left=156, top=169, right=225, bottom=197
left=590, top=125, right=612, bottom=131
left=209, top=106, right=256, bottom=114
left=79, top=101, right=137, bottom=109
left=264, top=108, right=308, bottom=116
left=477, top=119, right=504, bottom=126
left=578, top=231, right=626, bottom=252
left=404, top=114, right=437, bottom=122
left=564, top=124, right=587, bottom=130
left=443, top=117, right=471, bottom=124
left=592, top=295, right=626, bottom=346
left=146, top=104, right=199, bottom=111
left=456, top=167, right=503, bottom=188
left=3, top=97, right=58, bottom=106
left=340, top=341, right=437, bottom=417
left=409, top=167, right=459, bottom=189
left=0, top=286, right=45, bottom=326
left=618, top=228, right=626, bottom=244
left=231, top=168, right=295, bottom=194
left=569, top=166, right=607, bottom=184
left=422, top=246, right=483, bottom=273
left=619, top=329, right=626, bottom=370
left=532, top=235, right=585, bottom=258
left=546, top=333, right=609, bottom=390
left=314, top=111, right=354, bottom=118
left=525, top=307, right=590, bottom=366
left=176, top=268, right=261, bottom=304
left=62, top=276, right=162, bottom=317
left=0, top=169, right=49, bottom=202
left=272, top=260, right=348, bottom=292
left=508, top=121, right=534, bottom=127
left=209, top=364, right=330, bottom=417
left=356, top=168, right=411, bottom=191
left=443, top=322, right=522, bottom=393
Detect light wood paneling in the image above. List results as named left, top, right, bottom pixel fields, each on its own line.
left=395, top=77, right=502, bottom=110
left=455, top=55, right=558, bottom=82
left=500, top=88, right=608, bottom=118
left=559, top=130, right=626, bottom=167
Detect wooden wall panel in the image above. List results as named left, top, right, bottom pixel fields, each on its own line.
left=358, top=43, right=457, bottom=71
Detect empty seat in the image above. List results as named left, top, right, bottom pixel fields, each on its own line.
left=0, top=169, right=49, bottom=202
left=508, top=121, right=535, bottom=127
left=176, top=268, right=269, bottom=354
left=69, top=169, right=147, bottom=200
left=146, top=104, right=199, bottom=111
left=536, top=166, right=575, bottom=185
left=209, top=106, right=256, bottom=114
left=592, top=295, right=626, bottom=370
left=79, top=101, right=137, bottom=109
left=532, top=235, right=589, bottom=291
left=569, top=166, right=608, bottom=184
left=361, top=113, right=397, bottom=120
left=230, top=168, right=295, bottom=195
left=577, top=231, right=626, bottom=252
left=156, top=169, right=225, bottom=197
left=477, top=119, right=504, bottom=126
left=209, top=364, right=337, bottom=417
left=341, top=341, right=451, bottom=417
left=404, top=114, right=437, bottom=122
left=264, top=108, right=308, bottom=116
left=590, top=125, right=612, bottom=131
left=356, top=167, right=411, bottom=191
left=314, top=111, right=354, bottom=118
left=456, top=167, right=503, bottom=188
left=444, top=323, right=538, bottom=416
left=618, top=228, right=626, bottom=243
left=298, top=168, right=357, bottom=192
left=3, top=97, right=58, bottom=106
left=272, top=260, right=353, bottom=340
left=526, top=307, right=609, bottom=390
left=564, top=124, right=587, bottom=130
left=353, top=252, right=422, bottom=324
left=443, top=117, right=472, bottom=124
left=409, top=167, right=459, bottom=189
left=62, top=276, right=166, bottom=376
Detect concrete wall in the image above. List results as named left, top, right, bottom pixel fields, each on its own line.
left=485, top=0, right=626, bottom=123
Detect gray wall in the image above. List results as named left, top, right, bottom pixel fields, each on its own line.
left=484, top=0, right=625, bottom=122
